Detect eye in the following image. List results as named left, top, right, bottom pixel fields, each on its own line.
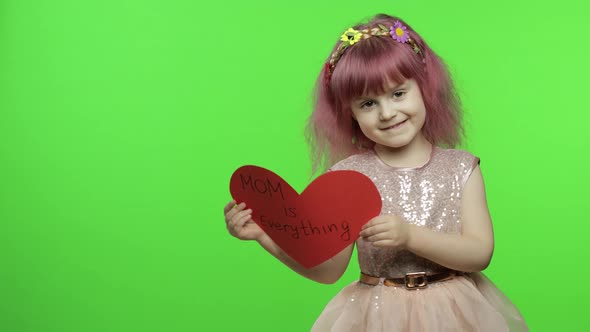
left=393, top=91, right=406, bottom=99
left=360, top=100, right=376, bottom=109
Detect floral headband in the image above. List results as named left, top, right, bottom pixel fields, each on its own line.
left=324, top=21, right=423, bottom=86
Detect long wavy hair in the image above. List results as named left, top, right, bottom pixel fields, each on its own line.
left=306, top=14, right=463, bottom=174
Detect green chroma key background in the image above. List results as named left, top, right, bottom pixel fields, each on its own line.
left=1, top=0, right=588, bottom=331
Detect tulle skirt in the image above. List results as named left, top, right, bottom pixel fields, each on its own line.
left=311, top=272, right=527, bottom=332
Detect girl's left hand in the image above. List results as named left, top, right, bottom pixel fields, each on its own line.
left=359, top=215, right=411, bottom=248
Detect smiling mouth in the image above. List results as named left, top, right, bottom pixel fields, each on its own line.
left=381, top=119, right=407, bottom=130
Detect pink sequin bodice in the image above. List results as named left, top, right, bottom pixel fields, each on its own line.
left=330, top=147, right=480, bottom=278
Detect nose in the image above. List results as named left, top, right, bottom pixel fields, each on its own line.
left=378, top=100, right=398, bottom=121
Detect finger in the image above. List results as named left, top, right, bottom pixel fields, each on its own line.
left=361, top=216, right=387, bottom=230
left=223, top=200, right=237, bottom=214
left=360, top=225, right=376, bottom=237
left=361, top=219, right=374, bottom=230
left=360, top=223, right=387, bottom=237
left=365, top=232, right=389, bottom=242
left=229, top=208, right=252, bottom=228
left=233, top=210, right=253, bottom=228
left=228, top=214, right=251, bottom=236
left=359, top=227, right=373, bottom=237
left=225, top=202, right=246, bottom=221
left=370, top=240, right=395, bottom=247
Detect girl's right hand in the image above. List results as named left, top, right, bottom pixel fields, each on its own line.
left=224, top=200, right=265, bottom=241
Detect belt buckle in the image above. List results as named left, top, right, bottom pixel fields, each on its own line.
left=405, top=272, right=427, bottom=290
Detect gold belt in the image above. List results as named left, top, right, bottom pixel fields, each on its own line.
left=359, top=271, right=459, bottom=290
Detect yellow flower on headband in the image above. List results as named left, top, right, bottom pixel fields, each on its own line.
left=340, top=28, right=362, bottom=46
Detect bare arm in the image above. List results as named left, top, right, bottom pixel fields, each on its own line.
left=405, top=165, right=494, bottom=272
left=257, top=234, right=354, bottom=284
left=224, top=200, right=354, bottom=284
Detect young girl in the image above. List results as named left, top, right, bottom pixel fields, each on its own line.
left=224, top=13, right=528, bottom=331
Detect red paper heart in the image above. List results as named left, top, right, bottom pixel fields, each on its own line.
left=229, top=165, right=381, bottom=268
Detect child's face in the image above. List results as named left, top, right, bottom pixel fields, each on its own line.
left=350, top=78, right=426, bottom=149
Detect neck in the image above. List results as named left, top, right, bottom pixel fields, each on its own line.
left=374, top=134, right=433, bottom=168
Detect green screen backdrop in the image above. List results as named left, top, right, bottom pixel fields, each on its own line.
left=1, top=0, right=589, bottom=331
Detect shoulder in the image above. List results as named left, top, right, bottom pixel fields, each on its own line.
left=329, top=151, right=374, bottom=171
left=436, top=147, right=478, bottom=162
left=434, top=148, right=481, bottom=185
left=435, top=147, right=480, bottom=168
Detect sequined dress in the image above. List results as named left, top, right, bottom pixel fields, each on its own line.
left=311, top=147, right=528, bottom=332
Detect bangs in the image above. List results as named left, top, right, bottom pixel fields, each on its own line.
left=330, top=36, right=424, bottom=105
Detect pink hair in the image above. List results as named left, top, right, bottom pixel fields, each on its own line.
left=306, top=14, right=463, bottom=173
